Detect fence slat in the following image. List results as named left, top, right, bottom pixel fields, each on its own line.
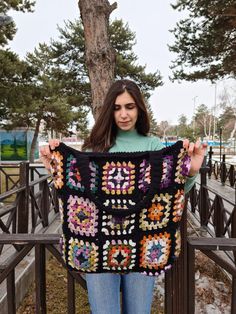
left=199, top=166, right=210, bottom=225
left=18, top=162, right=29, bottom=233
left=7, top=269, right=16, bottom=314
left=187, top=242, right=195, bottom=314
left=67, top=270, right=76, bottom=314
left=232, top=277, right=236, bottom=314
left=35, top=244, right=46, bottom=314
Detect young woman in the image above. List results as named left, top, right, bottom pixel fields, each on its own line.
left=40, top=79, right=206, bottom=314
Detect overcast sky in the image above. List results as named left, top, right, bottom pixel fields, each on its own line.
left=8, top=0, right=231, bottom=125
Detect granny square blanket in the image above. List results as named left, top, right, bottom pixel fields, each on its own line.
left=50, top=141, right=191, bottom=276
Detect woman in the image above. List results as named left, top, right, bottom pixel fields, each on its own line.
left=40, top=79, right=206, bottom=314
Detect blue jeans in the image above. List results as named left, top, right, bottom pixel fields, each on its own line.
left=86, top=273, right=155, bottom=314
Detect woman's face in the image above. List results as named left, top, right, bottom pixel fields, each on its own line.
left=114, top=90, right=138, bottom=131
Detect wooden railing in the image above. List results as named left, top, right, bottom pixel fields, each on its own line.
left=187, top=238, right=236, bottom=314
left=0, top=163, right=47, bottom=194
left=0, top=160, right=236, bottom=313
left=207, top=147, right=236, bottom=188
left=0, top=162, right=59, bottom=255
left=0, top=220, right=188, bottom=314
left=188, top=162, right=236, bottom=272
left=0, top=164, right=20, bottom=193
left=0, top=233, right=235, bottom=313
left=189, top=167, right=236, bottom=237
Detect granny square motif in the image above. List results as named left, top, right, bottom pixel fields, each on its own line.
left=52, top=141, right=190, bottom=276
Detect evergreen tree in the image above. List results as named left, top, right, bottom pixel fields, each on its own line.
left=193, top=104, right=211, bottom=138
left=2, top=18, right=163, bottom=161
left=0, top=49, right=35, bottom=125
left=177, top=114, right=194, bottom=140
left=0, top=0, right=35, bottom=46
left=48, top=19, right=162, bottom=103
left=218, top=106, right=235, bottom=138
left=169, top=0, right=236, bottom=81
left=146, top=102, right=159, bottom=136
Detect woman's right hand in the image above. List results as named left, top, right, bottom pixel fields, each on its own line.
left=39, top=139, right=60, bottom=171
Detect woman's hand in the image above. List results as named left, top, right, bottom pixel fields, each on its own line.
left=183, top=139, right=208, bottom=176
left=39, top=139, right=60, bottom=171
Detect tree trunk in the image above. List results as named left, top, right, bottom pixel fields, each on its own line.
left=29, top=118, right=41, bottom=163
left=78, top=0, right=117, bottom=120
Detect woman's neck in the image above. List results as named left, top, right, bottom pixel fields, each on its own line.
left=116, top=128, right=139, bottom=137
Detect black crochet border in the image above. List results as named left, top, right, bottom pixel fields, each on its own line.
left=54, top=140, right=184, bottom=217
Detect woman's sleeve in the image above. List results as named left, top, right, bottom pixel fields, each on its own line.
left=184, top=174, right=197, bottom=194
left=150, top=137, right=197, bottom=194
left=152, top=137, right=197, bottom=194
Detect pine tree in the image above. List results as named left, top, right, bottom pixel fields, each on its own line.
left=2, top=17, right=163, bottom=161
left=0, top=0, right=35, bottom=46
left=170, top=0, right=236, bottom=81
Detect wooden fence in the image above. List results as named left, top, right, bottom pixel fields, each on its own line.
left=207, top=146, right=235, bottom=188
left=0, top=161, right=235, bottom=313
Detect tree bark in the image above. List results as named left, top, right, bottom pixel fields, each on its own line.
left=78, top=0, right=117, bottom=120
left=29, top=117, right=41, bottom=163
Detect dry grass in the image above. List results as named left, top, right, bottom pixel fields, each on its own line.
left=0, top=167, right=19, bottom=202
left=195, top=250, right=231, bottom=307
left=17, top=256, right=90, bottom=314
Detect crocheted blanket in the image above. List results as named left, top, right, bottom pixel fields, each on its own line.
left=50, top=141, right=191, bottom=276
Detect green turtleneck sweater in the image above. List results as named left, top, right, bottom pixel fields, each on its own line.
left=109, top=129, right=196, bottom=194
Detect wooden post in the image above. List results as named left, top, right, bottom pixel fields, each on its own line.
left=17, top=162, right=29, bottom=233
left=35, top=244, right=46, bottom=314
left=232, top=206, right=236, bottom=262
left=213, top=195, right=225, bottom=237
left=7, top=269, right=16, bottom=314
left=220, top=154, right=227, bottom=185
left=52, top=185, right=59, bottom=213
left=187, top=242, right=195, bottom=314
left=67, top=271, right=76, bottom=314
left=199, top=165, right=209, bottom=226
left=207, top=146, right=213, bottom=179
left=39, top=181, right=49, bottom=227
left=228, top=165, right=235, bottom=187
left=165, top=199, right=188, bottom=313
left=165, top=270, right=173, bottom=314
left=232, top=276, right=236, bottom=314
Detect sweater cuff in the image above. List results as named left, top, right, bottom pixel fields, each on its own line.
left=184, top=173, right=197, bottom=194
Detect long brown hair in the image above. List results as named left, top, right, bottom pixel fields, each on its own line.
left=82, top=79, right=150, bottom=152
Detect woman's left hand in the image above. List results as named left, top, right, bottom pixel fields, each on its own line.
left=183, top=139, right=208, bottom=176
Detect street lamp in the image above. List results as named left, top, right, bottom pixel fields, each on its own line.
left=192, top=96, right=198, bottom=138
left=219, top=127, right=223, bottom=162
left=213, top=83, right=217, bottom=141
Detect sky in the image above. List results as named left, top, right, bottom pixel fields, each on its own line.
left=8, top=0, right=232, bottom=126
